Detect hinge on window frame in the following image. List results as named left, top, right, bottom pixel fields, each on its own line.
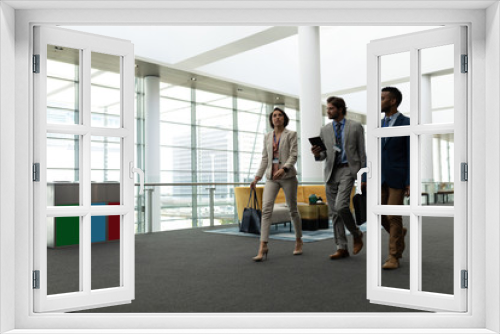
left=461, top=270, right=468, bottom=289
left=33, top=54, right=40, bottom=73
left=461, top=162, right=468, bottom=181
left=33, top=270, right=40, bottom=289
left=461, top=54, right=468, bottom=73
left=33, top=163, right=40, bottom=182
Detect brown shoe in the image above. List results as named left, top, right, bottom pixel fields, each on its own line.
left=329, top=249, right=350, bottom=260
left=353, top=233, right=364, bottom=255
left=382, top=256, right=399, bottom=270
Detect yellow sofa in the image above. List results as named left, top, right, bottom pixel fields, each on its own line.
left=234, top=185, right=327, bottom=223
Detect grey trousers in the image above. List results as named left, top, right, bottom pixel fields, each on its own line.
left=325, top=166, right=362, bottom=250
left=260, top=177, right=302, bottom=242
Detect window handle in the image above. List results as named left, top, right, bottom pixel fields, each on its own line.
left=129, top=162, right=145, bottom=195
left=356, top=163, right=371, bottom=195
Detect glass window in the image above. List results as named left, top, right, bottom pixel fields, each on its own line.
left=160, top=98, right=191, bottom=124
left=196, top=104, right=233, bottom=129
left=238, top=111, right=267, bottom=133
left=160, top=123, right=192, bottom=147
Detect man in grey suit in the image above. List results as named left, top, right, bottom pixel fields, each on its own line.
left=312, top=96, right=366, bottom=259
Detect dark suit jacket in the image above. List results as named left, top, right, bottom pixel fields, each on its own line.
left=381, top=113, right=410, bottom=189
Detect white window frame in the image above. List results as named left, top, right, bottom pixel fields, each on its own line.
left=2, top=3, right=498, bottom=334
left=366, top=26, right=468, bottom=312
left=32, top=25, right=136, bottom=313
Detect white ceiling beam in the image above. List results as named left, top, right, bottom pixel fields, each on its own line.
left=174, top=26, right=297, bottom=70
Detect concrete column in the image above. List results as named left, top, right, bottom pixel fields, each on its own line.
left=144, top=76, right=161, bottom=232
left=298, top=26, right=323, bottom=182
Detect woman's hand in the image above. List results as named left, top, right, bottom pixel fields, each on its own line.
left=273, top=168, right=286, bottom=180
left=250, top=176, right=262, bottom=189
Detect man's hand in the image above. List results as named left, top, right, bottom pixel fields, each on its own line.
left=404, top=185, right=410, bottom=197
left=311, top=145, right=322, bottom=157
left=273, top=169, right=285, bottom=180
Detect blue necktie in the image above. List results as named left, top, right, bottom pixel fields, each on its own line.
left=335, top=122, right=342, bottom=165
left=383, top=117, right=391, bottom=128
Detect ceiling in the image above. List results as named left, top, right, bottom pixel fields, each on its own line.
left=63, top=25, right=438, bottom=100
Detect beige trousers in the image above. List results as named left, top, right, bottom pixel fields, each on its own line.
left=381, top=183, right=405, bottom=258
left=260, top=177, right=302, bottom=242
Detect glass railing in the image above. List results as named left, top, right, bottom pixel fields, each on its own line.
left=134, top=182, right=248, bottom=234
left=134, top=181, right=324, bottom=234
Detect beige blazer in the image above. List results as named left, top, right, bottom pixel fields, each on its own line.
left=316, top=119, right=366, bottom=181
left=255, top=129, right=298, bottom=180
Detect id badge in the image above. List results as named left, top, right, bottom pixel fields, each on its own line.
left=333, top=145, right=342, bottom=152
left=272, top=158, right=279, bottom=164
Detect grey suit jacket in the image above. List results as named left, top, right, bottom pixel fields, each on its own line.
left=316, top=119, right=366, bottom=181
left=256, top=129, right=298, bottom=180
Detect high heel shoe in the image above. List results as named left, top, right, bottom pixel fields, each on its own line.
left=293, top=240, right=303, bottom=255
left=253, top=242, right=269, bottom=262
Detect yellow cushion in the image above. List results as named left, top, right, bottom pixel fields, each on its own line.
left=302, top=185, right=327, bottom=202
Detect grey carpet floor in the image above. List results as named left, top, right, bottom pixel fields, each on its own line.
left=46, top=216, right=454, bottom=313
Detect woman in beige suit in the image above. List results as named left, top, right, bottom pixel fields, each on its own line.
left=250, top=107, right=302, bottom=261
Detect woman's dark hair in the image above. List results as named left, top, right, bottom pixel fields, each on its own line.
left=269, top=107, right=290, bottom=129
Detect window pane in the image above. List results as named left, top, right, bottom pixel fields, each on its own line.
left=238, top=112, right=267, bottom=133
left=160, top=123, right=192, bottom=147
left=91, top=52, right=121, bottom=128
left=237, top=98, right=264, bottom=112
left=420, top=45, right=454, bottom=125
left=380, top=136, right=410, bottom=207
left=197, top=127, right=233, bottom=150
left=160, top=183, right=194, bottom=231
left=91, top=136, right=121, bottom=204
left=47, top=45, right=80, bottom=125
left=421, top=216, right=454, bottom=295
left=381, top=215, right=410, bottom=290
left=239, top=152, right=262, bottom=182
left=160, top=147, right=193, bottom=177
left=197, top=150, right=234, bottom=175
left=160, top=98, right=191, bottom=124
left=47, top=133, right=80, bottom=206
left=91, top=214, right=121, bottom=290
left=420, top=133, right=454, bottom=205
left=47, top=216, right=80, bottom=295
left=196, top=105, right=233, bottom=129
left=160, top=83, right=191, bottom=101
left=238, top=132, right=264, bottom=153
left=197, top=90, right=233, bottom=109
left=380, top=52, right=411, bottom=124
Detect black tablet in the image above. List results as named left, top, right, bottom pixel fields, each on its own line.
left=308, top=136, right=327, bottom=151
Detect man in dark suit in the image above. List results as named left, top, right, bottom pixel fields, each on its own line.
left=311, top=96, right=366, bottom=259
left=380, top=87, right=410, bottom=270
